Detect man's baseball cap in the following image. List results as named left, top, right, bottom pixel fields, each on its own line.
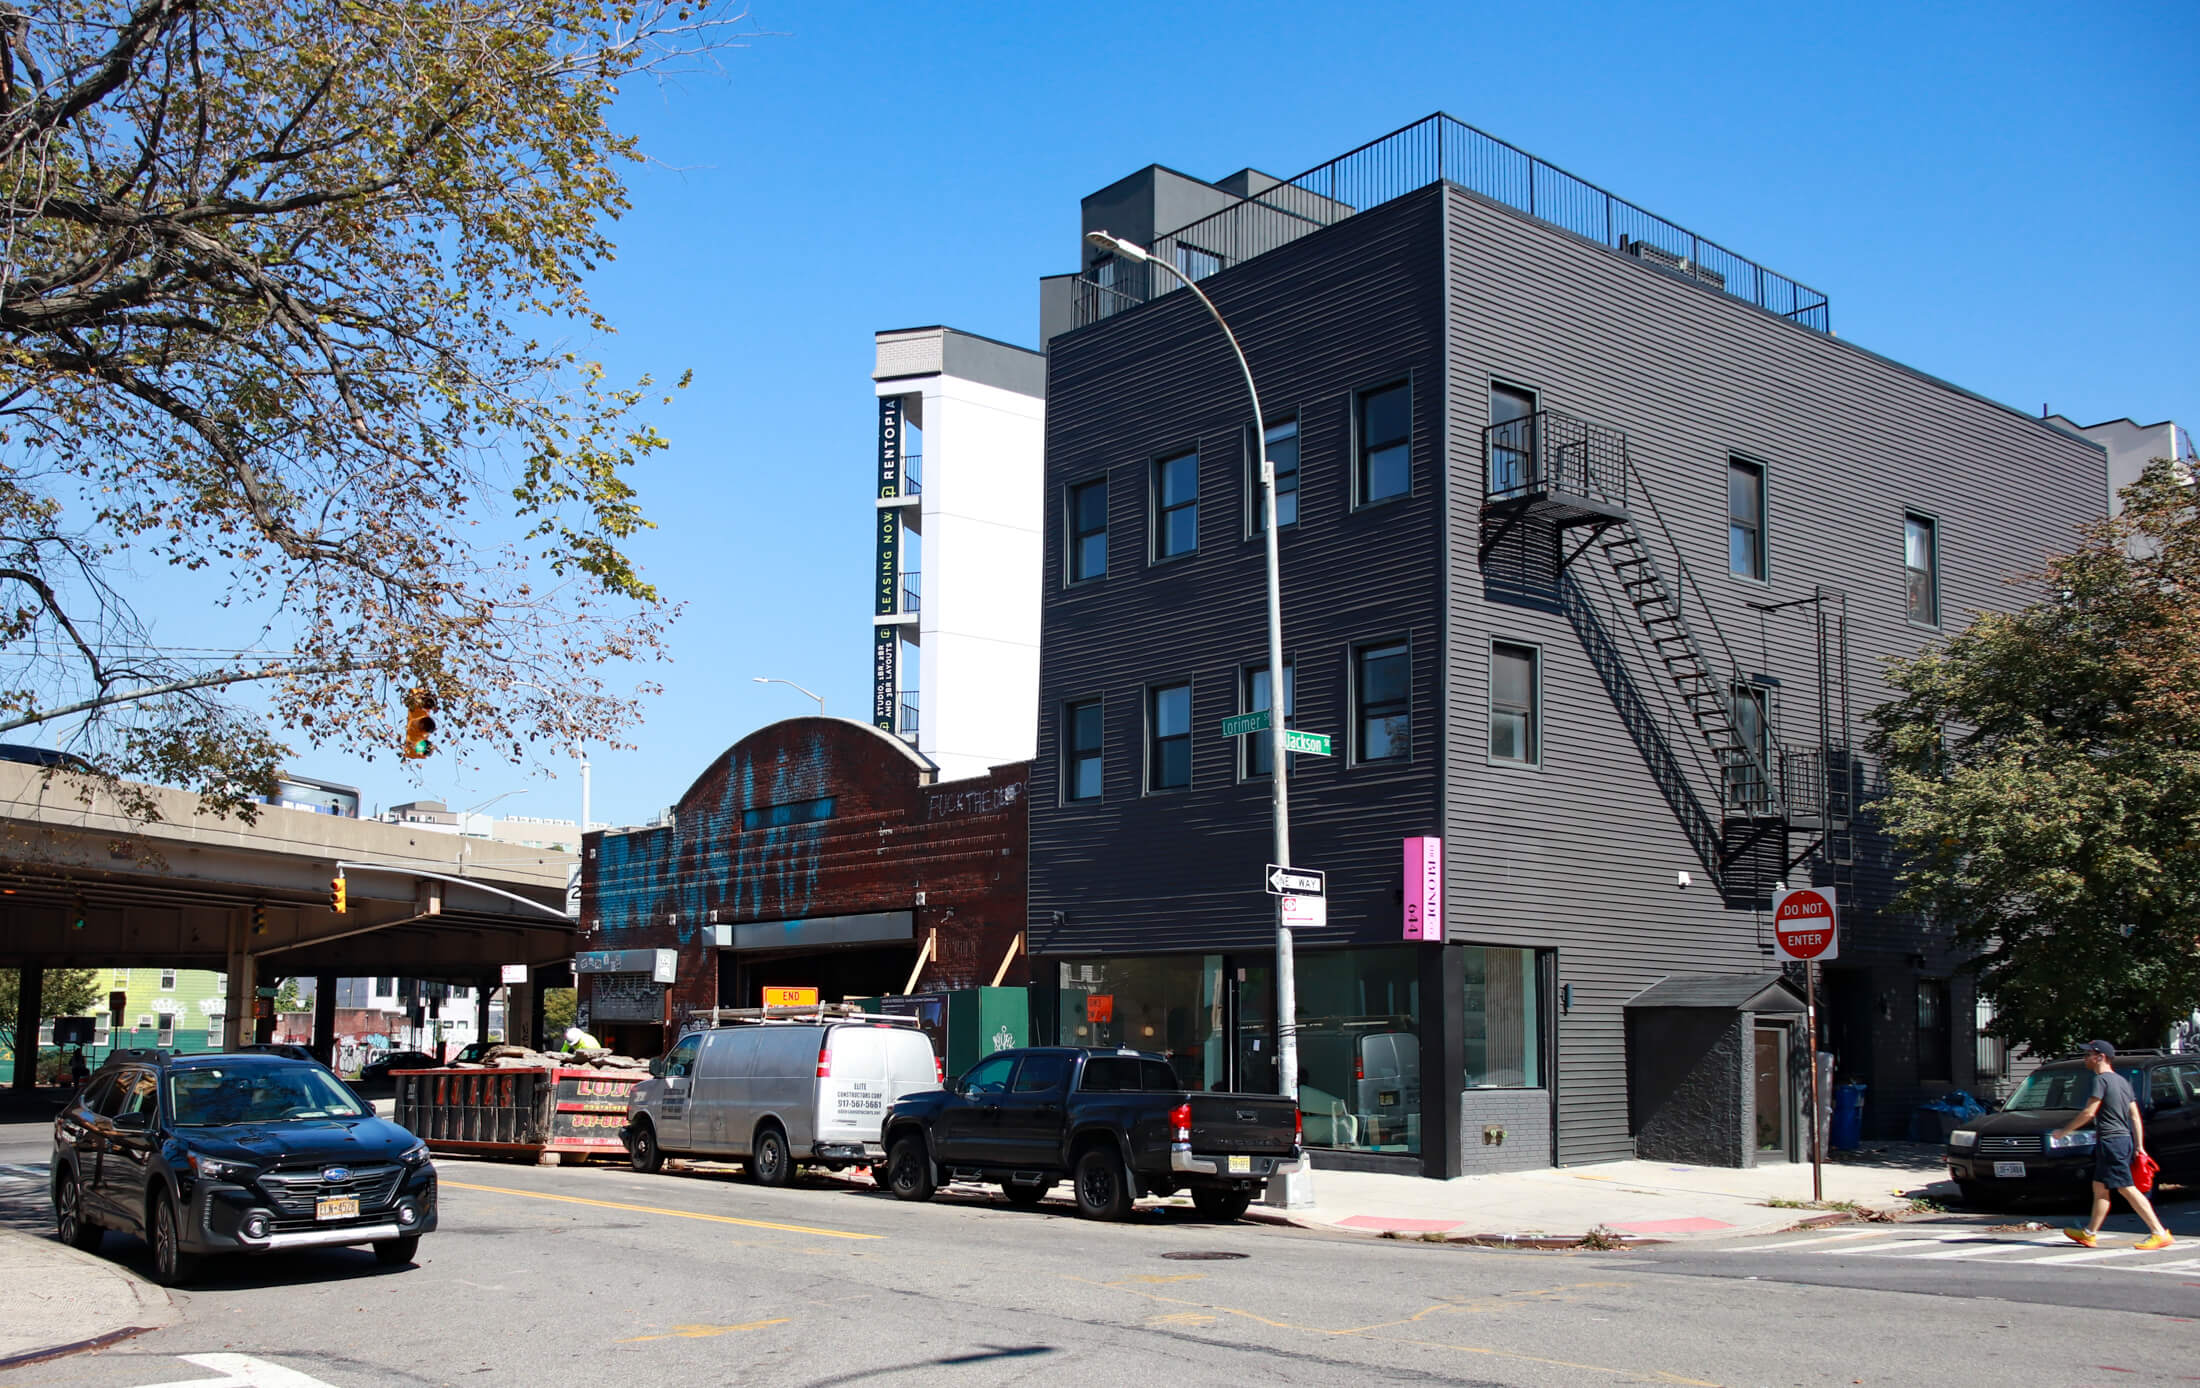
left=2082, top=1039, right=2117, bottom=1058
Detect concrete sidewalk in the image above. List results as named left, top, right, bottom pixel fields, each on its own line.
left=1255, top=1146, right=1953, bottom=1243
left=0, top=1228, right=175, bottom=1368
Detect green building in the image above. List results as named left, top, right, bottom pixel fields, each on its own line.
left=0, top=967, right=229, bottom=1082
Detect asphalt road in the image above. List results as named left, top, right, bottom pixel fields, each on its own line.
left=3, top=1117, right=2196, bottom=1387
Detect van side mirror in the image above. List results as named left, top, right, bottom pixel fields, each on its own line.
left=111, top=1112, right=149, bottom=1131
left=648, top=1058, right=664, bottom=1078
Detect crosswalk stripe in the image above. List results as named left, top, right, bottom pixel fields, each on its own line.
left=1901, top=1238, right=2067, bottom=1260
left=2127, top=1257, right=2200, bottom=1275
left=2025, top=1245, right=2151, bottom=1265
left=1751, top=1229, right=1899, bottom=1251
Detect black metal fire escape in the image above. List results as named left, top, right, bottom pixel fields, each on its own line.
left=1480, top=410, right=1846, bottom=899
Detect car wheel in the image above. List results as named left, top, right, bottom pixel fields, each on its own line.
left=149, top=1191, right=199, bottom=1287
left=887, top=1135, right=935, bottom=1203
left=1191, top=1186, right=1254, bottom=1223
left=1000, top=1180, right=1050, bottom=1208
left=1074, top=1147, right=1134, bottom=1221
left=373, top=1235, right=420, bottom=1266
left=1954, top=1180, right=2004, bottom=1211
left=55, top=1170, right=102, bottom=1252
left=752, top=1127, right=792, bottom=1188
left=628, top=1120, right=663, bottom=1175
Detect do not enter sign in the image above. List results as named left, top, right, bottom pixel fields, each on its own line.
left=1773, top=886, right=1840, bottom=962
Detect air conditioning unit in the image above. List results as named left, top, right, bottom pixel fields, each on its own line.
left=1691, top=261, right=1728, bottom=291
left=1623, top=237, right=1687, bottom=271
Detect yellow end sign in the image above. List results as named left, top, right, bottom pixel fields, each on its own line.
left=762, top=987, right=819, bottom=1007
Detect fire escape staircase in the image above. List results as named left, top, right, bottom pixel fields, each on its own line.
left=1479, top=410, right=1808, bottom=895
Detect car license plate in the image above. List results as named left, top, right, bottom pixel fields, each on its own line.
left=1992, top=1161, right=2025, bottom=1179
left=1379, top=1091, right=1400, bottom=1107
left=1227, top=1155, right=1251, bottom=1174
left=316, top=1195, right=359, bottom=1221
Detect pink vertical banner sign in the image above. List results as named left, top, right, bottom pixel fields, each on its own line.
left=1402, top=836, right=1442, bottom=940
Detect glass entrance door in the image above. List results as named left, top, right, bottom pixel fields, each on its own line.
left=1232, top=960, right=1276, bottom=1095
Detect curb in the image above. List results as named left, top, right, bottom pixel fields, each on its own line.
left=0, top=1324, right=159, bottom=1372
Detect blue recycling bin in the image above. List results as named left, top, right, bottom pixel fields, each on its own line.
left=1831, top=1082, right=1867, bottom=1151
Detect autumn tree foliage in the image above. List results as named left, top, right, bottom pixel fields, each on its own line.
left=1872, top=461, right=2200, bottom=1058
left=0, top=0, right=746, bottom=815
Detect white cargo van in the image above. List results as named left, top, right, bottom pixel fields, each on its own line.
left=623, top=1019, right=941, bottom=1185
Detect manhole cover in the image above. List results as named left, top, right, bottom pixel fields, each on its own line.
left=1160, top=1251, right=1248, bottom=1261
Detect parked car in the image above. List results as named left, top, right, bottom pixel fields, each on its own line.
left=1946, top=1051, right=2200, bottom=1207
left=880, top=1046, right=1303, bottom=1222
left=452, top=1041, right=500, bottom=1065
left=234, top=1043, right=318, bottom=1064
left=51, top=1049, right=436, bottom=1285
left=357, top=1050, right=441, bottom=1083
left=623, top=1019, right=941, bottom=1184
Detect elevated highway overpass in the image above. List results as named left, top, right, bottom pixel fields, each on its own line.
left=0, top=763, right=578, bottom=1079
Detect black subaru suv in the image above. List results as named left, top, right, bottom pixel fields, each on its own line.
left=52, top=1049, right=437, bottom=1284
left=1945, top=1050, right=2200, bottom=1207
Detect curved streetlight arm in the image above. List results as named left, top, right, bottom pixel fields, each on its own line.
left=1088, top=231, right=1298, bottom=1103
left=752, top=676, right=826, bottom=715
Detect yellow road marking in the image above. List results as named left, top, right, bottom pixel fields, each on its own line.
left=1113, top=1273, right=1208, bottom=1284
left=620, top=1318, right=793, bottom=1343
left=443, top=1181, right=881, bottom=1240
left=1074, top=1277, right=1717, bottom=1385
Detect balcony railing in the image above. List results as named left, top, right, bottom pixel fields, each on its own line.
left=901, top=569, right=921, bottom=616
left=898, top=695, right=919, bottom=740
left=1483, top=409, right=1630, bottom=509
left=1071, top=113, right=1831, bottom=335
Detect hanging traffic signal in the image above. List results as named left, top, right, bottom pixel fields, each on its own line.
left=70, top=895, right=87, bottom=930
left=252, top=900, right=268, bottom=936
left=402, top=690, right=437, bottom=760
left=330, top=873, right=348, bottom=914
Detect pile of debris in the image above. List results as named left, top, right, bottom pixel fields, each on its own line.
left=458, top=1044, right=651, bottom=1074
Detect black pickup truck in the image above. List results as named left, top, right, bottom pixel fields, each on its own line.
left=878, top=1046, right=1303, bottom=1222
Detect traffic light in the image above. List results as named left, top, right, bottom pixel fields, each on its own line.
left=402, top=690, right=437, bottom=760
left=70, top=895, right=86, bottom=930
left=252, top=901, right=268, bottom=936
left=330, top=873, right=348, bottom=914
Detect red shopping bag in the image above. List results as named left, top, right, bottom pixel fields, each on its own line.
left=2134, top=1148, right=2159, bottom=1193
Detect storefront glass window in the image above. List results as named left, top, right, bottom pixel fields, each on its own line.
left=1295, top=947, right=1420, bottom=1155
left=1463, top=946, right=1541, bottom=1088
left=1058, top=956, right=1227, bottom=1091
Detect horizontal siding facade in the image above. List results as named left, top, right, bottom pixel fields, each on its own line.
left=1440, top=185, right=2105, bottom=1160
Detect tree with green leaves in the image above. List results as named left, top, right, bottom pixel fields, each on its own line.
left=0, top=965, right=102, bottom=1054
left=1872, top=460, right=2200, bottom=1060
left=0, top=0, right=750, bottom=818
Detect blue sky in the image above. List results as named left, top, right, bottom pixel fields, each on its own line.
left=266, top=0, right=2200, bottom=828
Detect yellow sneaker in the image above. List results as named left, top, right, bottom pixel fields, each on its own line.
left=2062, top=1227, right=2098, bottom=1247
left=2135, top=1232, right=2174, bottom=1252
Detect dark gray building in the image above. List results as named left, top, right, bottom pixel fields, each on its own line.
left=1023, top=115, right=2106, bottom=1179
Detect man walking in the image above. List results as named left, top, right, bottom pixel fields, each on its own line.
left=2054, top=1040, right=2173, bottom=1250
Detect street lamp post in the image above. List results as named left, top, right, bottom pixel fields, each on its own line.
left=1086, top=232, right=1306, bottom=1189
left=752, top=676, right=826, bottom=716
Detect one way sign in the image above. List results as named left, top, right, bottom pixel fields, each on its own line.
left=1266, top=864, right=1325, bottom=897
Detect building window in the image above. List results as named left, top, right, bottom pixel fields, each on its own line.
left=1463, top=946, right=1542, bottom=1087
left=1242, top=663, right=1294, bottom=778
left=1297, top=947, right=1422, bottom=1153
left=1147, top=684, right=1192, bottom=792
left=1252, top=418, right=1299, bottom=532
left=159, top=968, right=175, bottom=989
left=1726, top=683, right=1772, bottom=812
left=1904, top=513, right=1939, bottom=625
left=1916, top=979, right=1951, bottom=1082
left=1153, top=449, right=1199, bottom=560
left=1068, top=477, right=1108, bottom=582
left=1355, top=642, right=1410, bottom=762
left=112, top=967, right=128, bottom=984
left=1729, top=459, right=1766, bottom=580
left=1174, top=243, right=1221, bottom=281
left=157, top=1012, right=175, bottom=1047
left=1489, top=642, right=1539, bottom=765
left=1356, top=382, right=1411, bottom=505
left=1064, top=700, right=1104, bottom=802
left=742, top=797, right=836, bottom=832
left=1487, top=383, right=1538, bottom=496
left=206, top=1018, right=223, bottom=1049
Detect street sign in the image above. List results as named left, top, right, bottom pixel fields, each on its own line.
left=1773, top=886, right=1840, bottom=962
left=761, top=986, right=820, bottom=1007
left=1221, top=709, right=1272, bottom=738
left=1282, top=729, right=1332, bottom=756
left=1280, top=894, right=1327, bottom=929
left=1266, top=864, right=1325, bottom=896
left=500, top=963, right=529, bottom=985
left=1403, top=837, right=1442, bottom=940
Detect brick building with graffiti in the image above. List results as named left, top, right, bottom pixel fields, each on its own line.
left=576, top=717, right=1030, bottom=1058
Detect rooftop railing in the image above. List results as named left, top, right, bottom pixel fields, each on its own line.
left=1076, top=113, right=1831, bottom=335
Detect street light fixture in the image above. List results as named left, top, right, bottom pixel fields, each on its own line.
left=752, top=676, right=826, bottom=715
left=1086, top=230, right=1306, bottom=1133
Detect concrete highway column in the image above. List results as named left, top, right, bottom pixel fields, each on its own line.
left=475, top=979, right=492, bottom=1042
left=223, top=912, right=257, bottom=1054
left=11, top=964, right=42, bottom=1092
left=508, top=981, right=534, bottom=1049
left=313, top=974, right=337, bottom=1068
